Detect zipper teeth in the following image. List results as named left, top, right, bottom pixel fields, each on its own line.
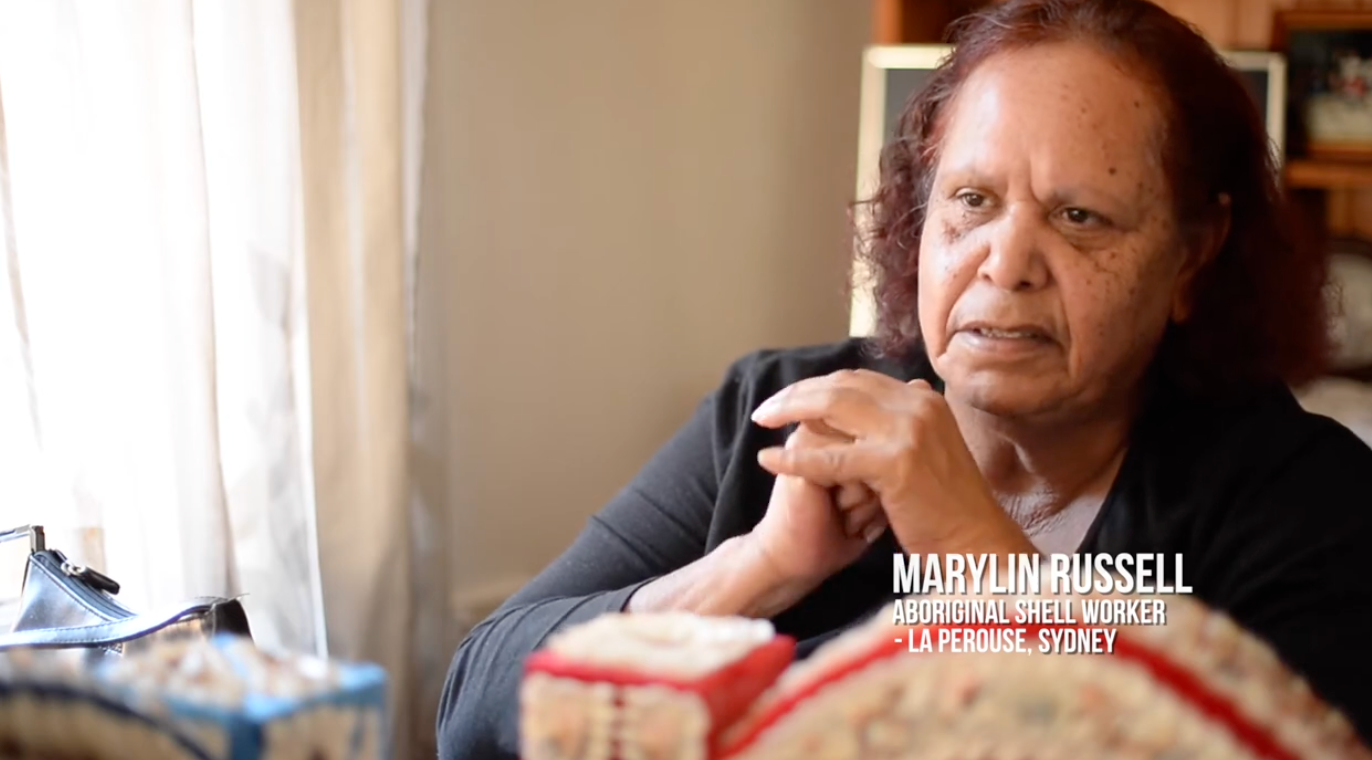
left=33, top=553, right=128, bottom=620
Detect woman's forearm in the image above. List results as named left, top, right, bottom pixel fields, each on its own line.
left=625, top=534, right=818, bottom=620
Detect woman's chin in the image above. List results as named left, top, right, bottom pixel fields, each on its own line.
left=942, top=373, right=1069, bottom=420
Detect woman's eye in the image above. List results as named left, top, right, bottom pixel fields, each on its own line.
left=1062, top=207, right=1099, bottom=226
left=956, top=192, right=987, bottom=209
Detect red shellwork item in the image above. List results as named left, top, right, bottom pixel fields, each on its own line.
left=524, top=634, right=795, bottom=753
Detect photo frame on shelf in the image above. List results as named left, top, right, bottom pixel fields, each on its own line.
left=849, top=45, right=1287, bottom=338
left=1296, top=235, right=1372, bottom=445
left=849, top=45, right=951, bottom=338
left=1273, top=10, right=1372, bottom=162
left=1327, top=237, right=1372, bottom=381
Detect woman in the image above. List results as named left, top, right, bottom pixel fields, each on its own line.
left=438, top=1, right=1372, bottom=757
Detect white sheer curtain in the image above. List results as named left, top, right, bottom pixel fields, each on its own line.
left=0, top=0, right=429, bottom=756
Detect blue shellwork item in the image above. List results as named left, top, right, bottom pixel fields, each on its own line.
left=0, top=634, right=388, bottom=760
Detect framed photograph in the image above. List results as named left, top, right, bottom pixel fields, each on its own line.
left=1274, top=10, right=1372, bottom=161
left=849, top=45, right=1287, bottom=338
left=1327, top=237, right=1372, bottom=380
left=850, top=45, right=952, bottom=338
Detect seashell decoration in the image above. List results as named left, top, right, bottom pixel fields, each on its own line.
left=521, top=591, right=1371, bottom=760
left=0, top=635, right=386, bottom=760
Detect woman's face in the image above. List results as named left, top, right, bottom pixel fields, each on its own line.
left=918, top=42, right=1197, bottom=421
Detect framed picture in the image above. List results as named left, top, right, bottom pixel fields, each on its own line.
left=850, top=45, right=951, bottom=338
left=1327, top=237, right=1372, bottom=380
left=849, top=45, right=1287, bottom=338
left=1273, top=10, right=1372, bottom=161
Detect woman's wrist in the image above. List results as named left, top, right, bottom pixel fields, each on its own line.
left=889, top=492, right=1039, bottom=559
left=728, top=533, right=828, bottom=617
left=626, top=534, right=821, bottom=620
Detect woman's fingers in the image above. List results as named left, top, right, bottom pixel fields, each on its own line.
left=799, top=419, right=854, bottom=443
left=833, top=482, right=874, bottom=511
left=842, top=500, right=877, bottom=534
left=842, top=500, right=885, bottom=541
left=761, top=371, right=1024, bottom=558
left=754, top=383, right=885, bottom=436
left=788, top=420, right=854, bottom=450
left=788, top=421, right=871, bottom=507
left=757, top=442, right=887, bottom=488
left=861, top=514, right=889, bottom=544
left=751, top=370, right=938, bottom=437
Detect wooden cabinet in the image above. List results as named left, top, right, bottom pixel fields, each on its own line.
left=871, top=0, right=987, bottom=44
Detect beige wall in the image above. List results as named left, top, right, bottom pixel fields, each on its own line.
left=413, top=1, right=872, bottom=619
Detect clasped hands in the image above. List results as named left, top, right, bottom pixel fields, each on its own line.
left=745, top=369, right=1036, bottom=589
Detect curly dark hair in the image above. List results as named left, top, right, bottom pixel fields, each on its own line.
left=855, top=0, right=1330, bottom=396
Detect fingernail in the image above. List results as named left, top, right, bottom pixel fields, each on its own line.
left=751, top=398, right=777, bottom=422
left=863, top=524, right=884, bottom=544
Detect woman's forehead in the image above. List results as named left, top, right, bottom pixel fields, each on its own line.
left=938, top=42, right=1168, bottom=183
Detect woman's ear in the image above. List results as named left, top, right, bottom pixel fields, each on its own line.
left=1171, top=193, right=1231, bottom=323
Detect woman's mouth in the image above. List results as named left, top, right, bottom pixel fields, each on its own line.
left=955, top=324, right=1057, bottom=356
left=961, top=323, right=1053, bottom=341
left=968, top=327, right=1045, bottom=340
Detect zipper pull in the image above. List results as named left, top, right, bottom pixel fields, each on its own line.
left=59, top=560, right=122, bottom=595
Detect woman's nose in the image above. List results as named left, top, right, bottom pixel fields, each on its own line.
left=976, top=211, right=1050, bottom=291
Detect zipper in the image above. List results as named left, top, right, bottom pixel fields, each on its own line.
left=31, top=551, right=131, bottom=621
left=58, top=558, right=120, bottom=595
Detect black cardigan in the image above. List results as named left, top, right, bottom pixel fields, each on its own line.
left=437, top=338, right=1372, bottom=759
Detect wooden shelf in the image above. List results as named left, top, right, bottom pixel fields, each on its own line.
left=1285, top=159, right=1372, bottom=190
left=872, top=0, right=995, bottom=44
